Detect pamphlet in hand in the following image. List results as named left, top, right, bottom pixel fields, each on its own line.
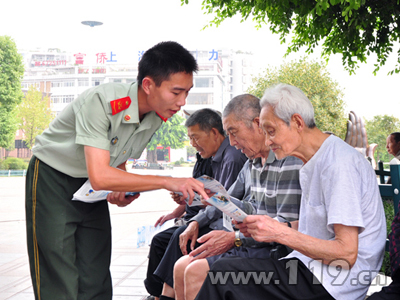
left=72, top=179, right=139, bottom=203
left=176, top=192, right=204, bottom=207
left=194, top=175, right=248, bottom=222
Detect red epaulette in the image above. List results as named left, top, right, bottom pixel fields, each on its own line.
left=156, top=112, right=168, bottom=122
left=110, top=96, right=131, bottom=115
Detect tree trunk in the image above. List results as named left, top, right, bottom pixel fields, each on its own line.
left=147, top=149, right=157, bottom=163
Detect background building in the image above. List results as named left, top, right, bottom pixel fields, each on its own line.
left=20, top=47, right=254, bottom=115
left=6, top=47, right=254, bottom=160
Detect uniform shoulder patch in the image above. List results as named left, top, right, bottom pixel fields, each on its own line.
left=110, top=96, right=131, bottom=115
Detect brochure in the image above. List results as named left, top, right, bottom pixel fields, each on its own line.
left=72, top=179, right=139, bottom=203
left=192, top=175, right=248, bottom=222
left=177, top=192, right=205, bottom=207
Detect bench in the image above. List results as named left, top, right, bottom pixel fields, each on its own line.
left=366, top=159, right=400, bottom=297
left=375, top=158, right=400, bottom=252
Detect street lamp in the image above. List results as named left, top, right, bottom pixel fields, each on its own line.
left=81, top=21, right=103, bottom=27
left=81, top=20, right=103, bottom=87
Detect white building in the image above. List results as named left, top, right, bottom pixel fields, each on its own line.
left=19, top=47, right=254, bottom=162
left=21, top=47, right=254, bottom=116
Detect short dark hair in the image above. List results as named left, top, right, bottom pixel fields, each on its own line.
left=222, top=94, right=261, bottom=128
left=137, top=41, right=198, bottom=86
left=391, top=132, right=400, bottom=143
left=185, top=109, right=224, bottom=136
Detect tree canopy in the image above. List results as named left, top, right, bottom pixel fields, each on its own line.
left=182, top=0, right=400, bottom=74
left=248, top=57, right=347, bottom=138
left=18, top=86, right=54, bottom=149
left=0, top=36, right=24, bottom=152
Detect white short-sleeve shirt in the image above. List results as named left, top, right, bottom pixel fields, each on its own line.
left=286, top=135, right=386, bottom=300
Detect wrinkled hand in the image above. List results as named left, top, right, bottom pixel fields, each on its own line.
left=107, top=192, right=140, bottom=207
left=188, top=230, right=235, bottom=261
left=154, top=203, right=186, bottom=227
left=344, top=111, right=377, bottom=168
left=233, top=220, right=251, bottom=237
left=154, top=213, right=175, bottom=227
left=242, top=215, right=283, bottom=243
left=179, top=221, right=199, bottom=255
left=170, top=192, right=186, bottom=205
left=165, top=178, right=208, bottom=205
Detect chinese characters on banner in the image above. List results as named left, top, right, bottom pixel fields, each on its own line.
left=107, top=51, right=117, bottom=62
left=96, top=53, right=107, bottom=64
left=74, top=53, right=86, bottom=65
left=138, top=51, right=144, bottom=62
left=48, top=49, right=222, bottom=65
left=73, top=51, right=118, bottom=65
left=136, top=49, right=221, bottom=63
left=209, top=49, right=218, bottom=61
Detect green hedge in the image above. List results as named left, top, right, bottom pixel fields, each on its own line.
left=0, top=157, right=28, bottom=170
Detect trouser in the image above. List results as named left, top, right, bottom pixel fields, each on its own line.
left=368, top=283, right=400, bottom=300
left=205, top=243, right=290, bottom=267
left=144, top=226, right=181, bottom=297
left=25, top=156, right=112, bottom=300
left=153, top=224, right=213, bottom=289
left=195, top=257, right=335, bottom=300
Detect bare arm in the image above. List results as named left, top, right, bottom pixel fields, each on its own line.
left=84, top=146, right=208, bottom=203
left=242, top=215, right=358, bottom=269
left=155, top=203, right=186, bottom=227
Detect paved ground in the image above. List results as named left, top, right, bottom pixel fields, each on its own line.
left=0, top=167, right=192, bottom=300
left=0, top=166, right=390, bottom=299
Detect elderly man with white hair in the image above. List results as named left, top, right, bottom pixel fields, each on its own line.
left=194, top=83, right=386, bottom=300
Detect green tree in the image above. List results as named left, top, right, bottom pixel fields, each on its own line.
left=182, top=0, right=400, bottom=74
left=248, top=57, right=347, bottom=138
left=146, top=114, right=188, bottom=163
left=186, top=145, right=197, bottom=159
left=0, top=106, right=19, bottom=152
left=365, top=114, right=400, bottom=163
left=0, top=36, right=24, bottom=158
left=18, top=86, right=54, bottom=149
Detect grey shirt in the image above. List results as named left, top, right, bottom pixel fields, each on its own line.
left=286, top=135, right=386, bottom=300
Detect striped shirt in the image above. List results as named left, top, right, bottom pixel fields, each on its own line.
left=232, top=151, right=303, bottom=222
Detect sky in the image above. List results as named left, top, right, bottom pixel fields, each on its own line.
left=1, top=0, right=400, bottom=120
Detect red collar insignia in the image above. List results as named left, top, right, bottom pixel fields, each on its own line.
left=156, top=112, right=168, bottom=122
left=110, top=96, right=131, bottom=115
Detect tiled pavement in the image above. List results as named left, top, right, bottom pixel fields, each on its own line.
left=0, top=167, right=391, bottom=299
left=0, top=168, right=192, bottom=300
